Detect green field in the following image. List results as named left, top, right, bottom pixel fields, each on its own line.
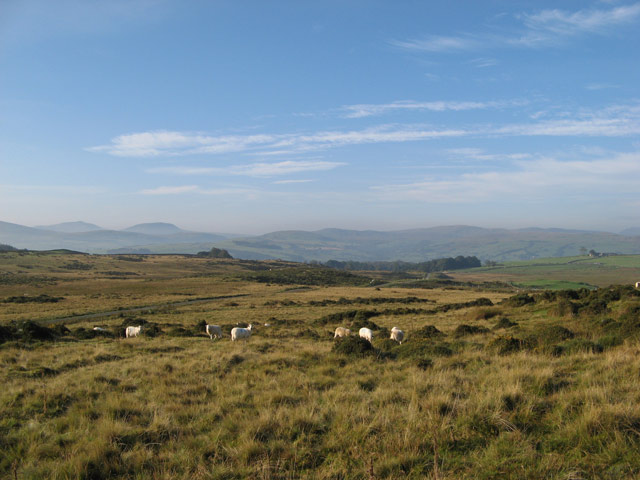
left=2, top=252, right=640, bottom=478
left=449, top=254, right=640, bottom=290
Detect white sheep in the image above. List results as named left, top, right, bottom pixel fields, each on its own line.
left=125, top=326, right=141, bottom=338
left=206, top=324, right=223, bottom=340
left=231, top=324, right=253, bottom=341
left=334, top=327, right=351, bottom=338
left=359, top=327, right=373, bottom=343
left=390, top=326, right=405, bottom=344
left=93, top=327, right=107, bottom=332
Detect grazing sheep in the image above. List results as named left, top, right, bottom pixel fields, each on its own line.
left=206, top=324, right=223, bottom=340
left=390, top=326, right=405, bottom=344
left=359, top=327, right=373, bottom=343
left=125, top=326, right=141, bottom=338
left=334, top=327, right=351, bottom=338
left=231, top=324, right=253, bottom=341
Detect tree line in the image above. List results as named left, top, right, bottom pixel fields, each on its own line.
left=320, top=255, right=481, bottom=273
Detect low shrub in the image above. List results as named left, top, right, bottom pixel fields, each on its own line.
left=72, top=327, right=115, bottom=339
left=332, top=336, right=375, bottom=357
left=550, top=299, right=579, bottom=317
left=597, top=334, right=623, bottom=348
left=415, top=358, right=433, bottom=370
left=413, top=324, right=445, bottom=339
left=467, top=307, right=502, bottom=321
left=3, top=294, right=63, bottom=303
left=494, top=317, right=518, bottom=329
left=555, top=338, right=604, bottom=355
left=167, top=326, right=196, bottom=337
left=486, top=336, right=523, bottom=355
left=15, top=320, right=56, bottom=341
left=453, top=324, right=490, bottom=338
left=394, top=340, right=453, bottom=359
left=501, top=293, right=535, bottom=307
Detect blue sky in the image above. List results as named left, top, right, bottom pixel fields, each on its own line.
left=1, top=0, right=639, bottom=234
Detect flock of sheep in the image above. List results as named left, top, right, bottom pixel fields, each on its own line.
left=334, top=325, right=404, bottom=344
left=123, top=323, right=405, bottom=344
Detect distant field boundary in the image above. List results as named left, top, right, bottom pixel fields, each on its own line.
left=37, top=294, right=249, bottom=326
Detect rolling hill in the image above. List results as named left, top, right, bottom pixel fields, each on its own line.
left=217, top=226, right=640, bottom=262
left=1, top=221, right=639, bottom=261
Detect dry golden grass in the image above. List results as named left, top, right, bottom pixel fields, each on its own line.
left=1, top=253, right=640, bottom=478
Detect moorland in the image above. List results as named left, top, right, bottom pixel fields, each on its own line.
left=2, top=251, right=640, bottom=479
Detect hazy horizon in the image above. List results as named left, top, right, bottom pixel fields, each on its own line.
left=6, top=219, right=633, bottom=238
left=2, top=1, right=639, bottom=234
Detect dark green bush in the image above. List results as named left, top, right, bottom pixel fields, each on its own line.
left=539, top=325, right=575, bottom=342
left=494, top=317, right=518, bottom=329
left=501, top=293, right=535, bottom=307
left=3, top=294, right=63, bottom=303
left=486, top=336, right=523, bottom=355
left=558, top=338, right=604, bottom=354
left=413, top=324, right=445, bottom=339
left=550, top=299, right=579, bottom=317
left=72, top=327, right=99, bottom=340
left=597, top=334, right=623, bottom=349
left=415, top=358, right=433, bottom=370
left=16, top=320, right=56, bottom=341
left=453, top=324, right=490, bottom=337
left=167, top=326, right=197, bottom=337
left=332, top=336, right=375, bottom=357
left=394, top=340, right=453, bottom=359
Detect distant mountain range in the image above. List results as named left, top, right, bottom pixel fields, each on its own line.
left=1, top=220, right=639, bottom=262
left=0, top=221, right=227, bottom=253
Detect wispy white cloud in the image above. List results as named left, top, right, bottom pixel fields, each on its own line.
left=139, top=185, right=199, bottom=195
left=469, top=57, right=499, bottom=68
left=90, top=126, right=468, bottom=157
left=92, top=104, right=640, bottom=158
left=390, top=35, right=479, bottom=53
left=446, top=148, right=532, bottom=161
left=340, top=99, right=521, bottom=118
left=1, top=184, right=107, bottom=194
left=372, top=151, right=640, bottom=203
left=272, top=179, right=313, bottom=184
left=138, top=185, right=260, bottom=196
left=88, top=131, right=280, bottom=157
left=519, top=3, right=640, bottom=38
left=392, top=3, right=640, bottom=53
left=585, top=83, right=620, bottom=91
left=495, top=104, right=640, bottom=137
left=231, top=160, right=344, bottom=176
left=147, top=160, right=345, bottom=177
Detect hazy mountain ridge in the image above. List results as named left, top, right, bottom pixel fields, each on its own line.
left=219, top=226, right=640, bottom=262
left=35, top=221, right=104, bottom=233
left=0, top=221, right=226, bottom=252
left=1, top=221, right=639, bottom=261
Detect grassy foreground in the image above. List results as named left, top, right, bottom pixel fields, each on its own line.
left=2, top=252, right=640, bottom=479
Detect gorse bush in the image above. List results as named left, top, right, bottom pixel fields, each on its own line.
left=453, top=324, right=490, bottom=338
left=494, top=317, right=517, bottom=329
left=485, top=336, right=523, bottom=355
left=332, top=335, right=375, bottom=357
left=413, top=324, right=445, bottom=339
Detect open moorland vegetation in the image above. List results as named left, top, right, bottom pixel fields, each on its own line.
left=2, top=251, right=640, bottom=479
